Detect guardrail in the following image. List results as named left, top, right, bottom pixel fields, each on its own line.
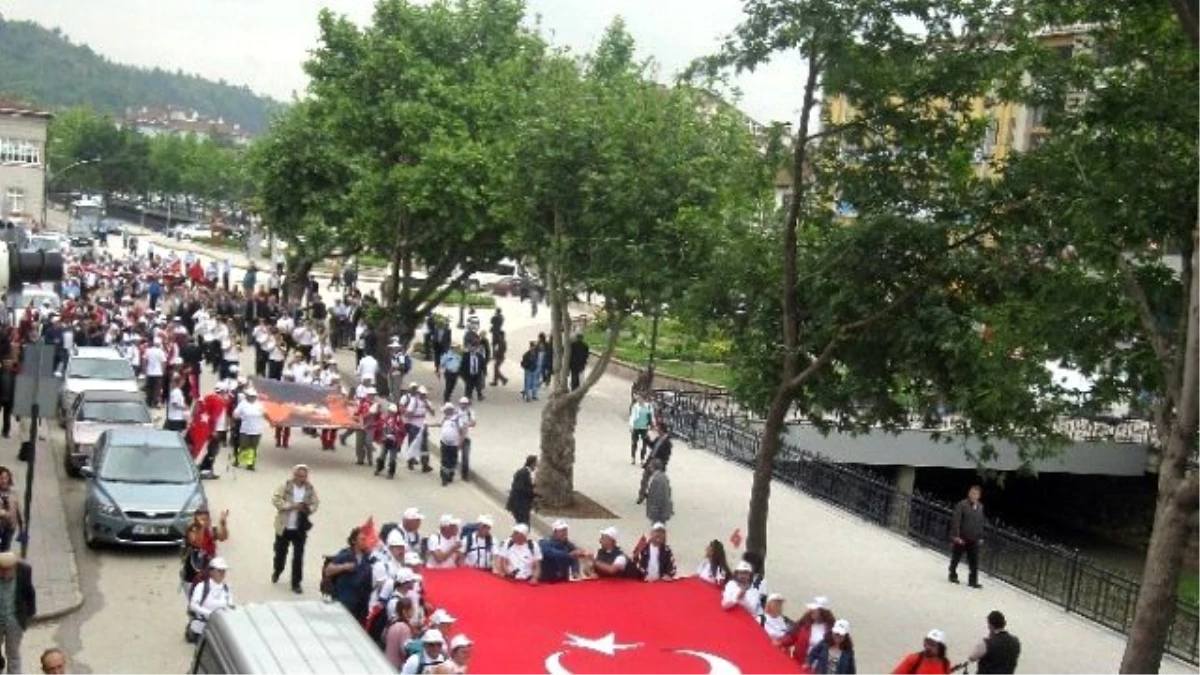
left=651, top=388, right=1198, bottom=665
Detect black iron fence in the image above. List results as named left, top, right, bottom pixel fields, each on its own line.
left=651, top=389, right=1199, bottom=666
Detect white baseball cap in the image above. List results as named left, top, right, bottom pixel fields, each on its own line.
left=833, top=619, right=851, bottom=636
left=439, top=514, right=457, bottom=527
left=396, top=568, right=416, bottom=584
left=552, top=519, right=569, bottom=531
left=458, top=396, right=470, bottom=404
left=478, top=515, right=494, bottom=527
left=450, top=634, right=473, bottom=651
left=766, top=593, right=785, bottom=603
left=512, top=523, right=529, bottom=535
left=386, top=531, right=406, bottom=548
left=208, top=557, right=229, bottom=571
left=429, top=609, right=457, bottom=624
left=651, top=522, right=667, bottom=531
left=442, top=402, right=455, bottom=411
left=926, top=629, right=947, bottom=644
left=418, top=385, right=429, bottom=395
left=807, top=596, right=830, bottom=610
left=422, top=629, right=445, bottom=644
left=600, top=526, right=619, bottom=540
left=403, top=507, right=424, bottom=521
left=734, top=561, right=754, bottom=573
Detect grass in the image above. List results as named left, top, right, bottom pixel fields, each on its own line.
left=194, top=236, right=243, bottom=251
left=583, top=314, right=733, bottom=389
left=441, top=292, right=496, bottom=309
left=1180, top=571, right=1199, bottom=606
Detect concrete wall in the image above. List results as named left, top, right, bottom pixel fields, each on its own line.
left=782, top=423, right=1149, bottom=476
left=0, top=114, right=49, bottom=224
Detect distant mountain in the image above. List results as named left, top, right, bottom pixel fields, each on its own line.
left=0, top=15, right=283, bottom=133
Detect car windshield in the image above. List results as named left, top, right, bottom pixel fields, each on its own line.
left=99, top=443, right=195, bottom=483
left=78, top=401, right=151, bottom=424
left=28, top=237, right=59, bottom=252
left=68, top=358, right=135, bottom=381
left=11, top=292, right=60, bottom=310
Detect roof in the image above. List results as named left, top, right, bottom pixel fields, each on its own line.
left=103, top=427, right=187, bottom=447
left=202, top=601, right=396, bottom=674
left=76, top=390, right=146, bottom=403
left=0, top=97, right=53, bottom=121
left=72, top=347, right=126, bottom=360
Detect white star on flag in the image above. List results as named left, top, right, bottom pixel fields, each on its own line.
left=564, top=633, right=641, bottom=657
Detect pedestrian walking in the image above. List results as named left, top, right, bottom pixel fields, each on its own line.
left=233, top=387, right=266, bottom=470
left=271, top=465, right=319, bottom=594
left=949, top=485, right=986, bottom=588
left=490, top=331, right=509, bottom=387
left=644, top=459, right=674, bottom=525
left=968, top=611, right=1021, bottom=674
left=0, top=468, right=23, bottom=554
left=462, top=343, right=487, bottom=401
left=805, top=619, right=856, bottom=674
left=438, top=403, right=463, bottom=486
left=186, top=557, right=233, bottom=643
left=506, top=455, right=537, bottom=525
left=568, top=333, right=589, bottom=391
left=323, top=526, right=374, bottom=623
left=637, top=423, right=673, bottom=504
left=629, top=394, right=655, bottom=464
left=0, top=552, right=37, bottom=675
left=455, top=397, right=476, bottom=481
left=440, top=345, right=462, bottom=403
left=520, top=341, right=539, bottom=402
left=0, top=361, right=15, bottom=438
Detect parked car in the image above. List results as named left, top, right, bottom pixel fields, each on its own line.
left=58, top=347, right=140, bottom=424
left=81, top=428, right=207, bottom=548
left=64, top=390, right=153, bottom=478
left=25, top=233, right=68, bottom=254
left=169, top=223, right=214, bottom=241
left=5, top=285, right=61, bottom=325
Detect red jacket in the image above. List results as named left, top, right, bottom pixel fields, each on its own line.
left=891, top=653, right=952, bottom=675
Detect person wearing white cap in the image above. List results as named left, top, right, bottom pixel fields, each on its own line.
left=387, top=337, right=412, bottom=399
left=402, top=386, right=435, bottom=473
left=793, top=596, right=836, bottom=656
left=0, top=551, right=34, bottom=672
left=437, top=402, right=465, bottom=487
left=187, top=557, right=233, bottom=643
left=400, top=508, right=425, bottom=552
left=370, top=530, right=409, bottom=612
left=462, top=516, right=496, bottom=571
left=425, top=515, right=464, bottom=569
left=759, top=593, right=793, bottom=647
left=496, top=523, right=541, bottom=583
left=400, top=628, right=447, bottom=674
left=233, top=386, right=266, bottom=470
left=454, top=396, right=477, bottom=481
left=432, top=634, right=473, bottom=674
left=593, top=527, right=638, bottom=579
left=539, top=520, right=588, bottom=582
left=630, top=522, right=677, bottom=581
left=721, top=561, right=762, bottom=615
left=892, top=629, right=953, bottom=675
left=375, top=402, right=406, bottom=478
left=806, top=619, right=856, bottom=674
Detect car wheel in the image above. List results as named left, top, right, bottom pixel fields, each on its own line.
left=83, top=515, right=100, bottom=550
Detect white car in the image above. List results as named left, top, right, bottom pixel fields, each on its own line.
left=59, top=347, right=141, bottom=425
left=168, top=223, right=213, bottom=241
left=26, top=233, right=68, bottom=254
left=464, top=259, right=522, bottom=292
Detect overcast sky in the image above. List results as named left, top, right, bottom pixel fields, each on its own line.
left=3, top=0, right=806, bottom=125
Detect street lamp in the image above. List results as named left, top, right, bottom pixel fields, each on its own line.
left=41, top=156, right=100, bottom=228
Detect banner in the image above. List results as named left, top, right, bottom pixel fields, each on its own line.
left=250, top=377, right=359, bottom=429
left=420, top=568, right=800, bottom=674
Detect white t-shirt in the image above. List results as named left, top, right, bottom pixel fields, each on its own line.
left=286, top=484, right=305, bottom=530
left=167, top=388, right=188, bottom=421
left=400, top=652, right=446, bottom=675
left=463, top=531, right=496, bottom=570
left=501, top=538, right=542, bottom=580
left=188, top=580, right=233, bottom=621
left=143, top=347, right=167, bottom=376
left=439, top=416, right=462, bottom=446
left=762, top=613, right=791, bottom=642
left=424, top=532, right=461, bottom=570
left=357, top=355, right=379, bottom=381
left=721, top=580, right=761, bottom=616
left=696, top=560, right=727, bottom=586
left=644, top=544, right=663, bottom=581
left=235, top=400, right=267, bottom=435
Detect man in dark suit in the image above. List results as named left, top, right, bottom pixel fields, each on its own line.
left=568, top=333, right=589, bottom=391
left=506, top=455, right=538, bottom=525
left=0, top=551, right=37, bottom=674
left=637, top=423, right=673, bottom=504
left=462, top=343, right=489, bottom=401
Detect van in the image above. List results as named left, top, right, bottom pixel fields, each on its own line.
left=188, top=601, right=396, bottom=674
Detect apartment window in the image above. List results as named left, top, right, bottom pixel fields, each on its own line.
left=5, top=188, right=25, bottom=215
left=0, top=139, right=42, bottom=166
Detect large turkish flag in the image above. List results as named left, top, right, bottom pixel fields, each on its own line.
left=420, top=569, right=800, bottom=674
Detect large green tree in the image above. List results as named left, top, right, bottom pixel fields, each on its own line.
left=994, top=2, right=1198, bottom=671
left=303, top=0, right=540, bottom=362
left=690, top=0, right=1065, bottom=562
left=505, top=21, right=765, bottom=506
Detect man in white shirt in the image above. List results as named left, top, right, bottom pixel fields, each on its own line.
left=266, top=331, right=286, bottom=380
left=497, top=524, right=541, bottom=583
left=438, top=403, right=464, bottom=487
left=370, top=531, right=408, bottom=612
left=721, top=561, right=762, bottom=616
left=462, top=515, right=497, bottom=571
left=357, top=352, right=379, bottom=387
left=403, top=387, right=434, bottom=472
left=233, top=388, right=266, bottom=470
left=455, top=397, right=477, bottom=482
left=400, top=630, right=447, bottom=675
left=187, top=557, right=233, bottom=643
left=165, top=378, right=189, bottom=432
left=760, top=593, right=792, bottom=646
left=425, top=515, right=463, bottom=569
left=143, top=339, right=168, bottom=408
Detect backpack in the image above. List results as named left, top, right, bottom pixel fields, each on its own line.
left=319, top=555, right=337, bottom=597
left=365, top=597, right=399, bottom=649
left=188, top=579, right=214, bottom=619
left=460, top=525, right=493, bottom=569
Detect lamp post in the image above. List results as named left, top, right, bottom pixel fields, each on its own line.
left=457, top=286, right=467, bottom=329
left=41, top=157, right=99, bottom=229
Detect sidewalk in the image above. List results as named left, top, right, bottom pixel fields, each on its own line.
left=355, top=294, right=1188, bottom=675
left=5, top=419, right=85, bottom=622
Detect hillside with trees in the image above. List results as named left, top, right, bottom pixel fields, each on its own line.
left=0, top=14, right=282, bottom=132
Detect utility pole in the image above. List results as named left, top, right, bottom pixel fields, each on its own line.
left=14, top=344, right=58, bottom=559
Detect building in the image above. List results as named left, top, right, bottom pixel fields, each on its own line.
left=0, top=97, right=52, bottom=225
left=122, top=105, right=254, bottom=146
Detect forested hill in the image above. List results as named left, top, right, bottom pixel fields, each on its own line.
left=0, top=15, right=282, bottom=132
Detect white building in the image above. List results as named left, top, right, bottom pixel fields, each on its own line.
left=0, top=98, right=52, bottom=225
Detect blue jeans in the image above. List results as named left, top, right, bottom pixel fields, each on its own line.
left=523, top=370, right=539, bottom=400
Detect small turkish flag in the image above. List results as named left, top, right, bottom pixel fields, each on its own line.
left=421, top=569, right=800, bottom=674
left=360, top=516, right=379, bottom=551
left=730, top=528, right=743, bottom=549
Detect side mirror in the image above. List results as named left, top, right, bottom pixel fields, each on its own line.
left=79, top=465, right=94, bottom=479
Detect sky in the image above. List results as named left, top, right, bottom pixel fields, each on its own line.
left=2, top=0, right=807, bottom=125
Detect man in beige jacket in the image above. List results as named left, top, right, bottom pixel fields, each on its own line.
left=271, top=464, right=320, bottom=594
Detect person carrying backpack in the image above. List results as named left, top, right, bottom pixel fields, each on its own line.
left=186, top=558, right=233, bottom=643
left=460, top=516, right=497, bottom=571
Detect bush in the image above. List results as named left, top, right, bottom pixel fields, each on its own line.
left=444, top=292, right=496, bottom=309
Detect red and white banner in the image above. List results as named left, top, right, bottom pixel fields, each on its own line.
left=421, top=568, right=800, bottom=674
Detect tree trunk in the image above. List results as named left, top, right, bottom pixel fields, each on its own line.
left=283, top=257, right=314, bottom=305
left=536, top=392, right=583, bottom=508
left=745, top=391, right=793, bottom=565
left=1119, top=480, right=1195, bottom=673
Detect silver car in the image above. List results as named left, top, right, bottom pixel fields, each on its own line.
left=64, top=390, right=154, bottom=478
left=81, top=428, right=207, bottom=548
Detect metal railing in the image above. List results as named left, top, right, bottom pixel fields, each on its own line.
left=651, top=389, right=1199, bottom=665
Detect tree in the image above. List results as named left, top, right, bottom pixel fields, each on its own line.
left=46, top=107, right=149, bottom=198
left=505, top=21, right=765, bottom=506
left=993, top=2, right=1198, bottom=671
left=302, top=0, right=540, bottom=369
left=690, top=0, right=1065, bottom=562
left=247, top=101, right=362, bottom=301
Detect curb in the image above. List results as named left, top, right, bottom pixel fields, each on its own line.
left=33, top=594, right=85, bottom=625
left=467, top=470, right=553, bottom=538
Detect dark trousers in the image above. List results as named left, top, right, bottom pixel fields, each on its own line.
left=255, top=348, right=267, bottom=377
left=164, top=418, right=187, bottom=432
left=949, top=539, right=980, bottom=584
left=491, top=358, right=507, bottom=385
left=222, top=274, right=230, bottom=292
left=460, top=438, right=471, bottom=481
left=375, top=438, right=399, bottom=477
left=631, top=428, right=651, bottom=461
left=268, top=360, right=284, bottom=380
left=440, top=442, right=459, bottom=486
left=145, top=376, right=163, bottom=407
left=463, top=373, right=483, bottom=401
left=443, top=371, right=459, bottom=403
left=273, top=528, right=307, bottom=588
left=200, top=434, right=221, bottom=473
left=0, top=402, right=11, bottom=437
left=570, top=369, right=583, bottom=391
